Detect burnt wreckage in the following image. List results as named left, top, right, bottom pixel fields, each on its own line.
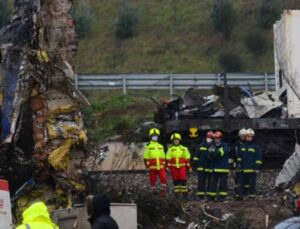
left=0, top=0, right=89, bottom=214
left=154, top=77, right=300, bottom=168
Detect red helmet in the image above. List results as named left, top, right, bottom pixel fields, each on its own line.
left=206, top=131, right=214, bottom=138
left=214, top=131, right=223, bottom=138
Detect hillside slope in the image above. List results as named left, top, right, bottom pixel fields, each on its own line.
left=73, top=0, right=276, bottom=73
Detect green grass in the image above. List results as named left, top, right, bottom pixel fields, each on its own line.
left=72, top=0, right=276, bottom=73
left=82, top=89, right=171, bottom=143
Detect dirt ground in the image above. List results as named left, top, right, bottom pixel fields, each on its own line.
left=86, top=170, right=293, bottom=229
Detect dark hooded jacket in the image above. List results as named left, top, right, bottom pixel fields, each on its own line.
left=89, top=194, right=119, bottom=229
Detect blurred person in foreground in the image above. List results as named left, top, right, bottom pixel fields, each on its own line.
left=86, top=194, right=119, bottom=229
left=16, top=202, right=58, bottom=229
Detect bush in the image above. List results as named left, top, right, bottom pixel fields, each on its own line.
left=210, top=0, right=236, bottom=39
left=258, top=0, right=282, bottom=29
left=0, top=0, right=12, bottom=29
left=73, top=3, right=94, bottom=39
left=115, top=3, right=139, bottom=39
left=219, top=52, right=243, bottom=72
left=244, top=32, right=268, bottom=55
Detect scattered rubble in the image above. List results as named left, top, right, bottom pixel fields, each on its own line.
left=85, top=170, right=292, bottom=228
left=155, top=86, right=286, bottom=123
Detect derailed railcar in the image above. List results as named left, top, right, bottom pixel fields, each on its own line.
left=154, top=10, right=300, bottom=168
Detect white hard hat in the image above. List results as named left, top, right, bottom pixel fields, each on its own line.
left=246, top=128, right=255, bottom=136
left=238, top=128, right=247, bottom=137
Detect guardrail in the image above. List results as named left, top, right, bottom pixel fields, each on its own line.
left=76, top=73, right=275, bottom=95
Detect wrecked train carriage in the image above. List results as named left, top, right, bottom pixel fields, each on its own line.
left=154, top=84, right=300, bottom=168
left=0, top=0, right=89, bottom=210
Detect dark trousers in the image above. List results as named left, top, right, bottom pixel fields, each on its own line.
left=208, top=172, right=228, bottom=198
left=238, top=173, right=257, bottom=196
left=234, top=172, right=241, bottom=197
left=197, top=172, right=210, bottom=196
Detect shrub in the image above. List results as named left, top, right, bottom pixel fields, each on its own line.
left=258, top=0, right=282, bottom=29
left=73, top=3, right=94, bottom=39
left=0, top=0, right=12, bottom=29
left=219, top=52, right=243, bottom=72
left=244, top=32, right=268, bottom=55
left=115, top=3, right=139, bottom=39
left=211, top=0, right=236, bottom=39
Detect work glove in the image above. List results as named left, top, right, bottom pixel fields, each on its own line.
left=208, top=146, right=215, bottom=153
left=230, top=164, right=235, bottom=170
left=236, top=163, right=242, bottom=172
left=144, top=161, right=150, bottom=169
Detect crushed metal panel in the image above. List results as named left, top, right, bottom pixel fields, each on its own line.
left=241, top=91, right=282, bottom=118
left=1, top=0, right=90, bottom=219
left=275, top=143, right=300, bottom=186
left=51, top=204, right=137, bottom=229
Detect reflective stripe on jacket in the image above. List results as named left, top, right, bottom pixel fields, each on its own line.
left=193, top=142, right=211, bottom=172
left=167, top=144, right=190, bottom=168
left=237, top=141, right=262, bottom=172
left=143, top=141, right=166, bottom=170
left=210, top=142, right=230, bottom=173
left=16, top=202, right=59, bottom=229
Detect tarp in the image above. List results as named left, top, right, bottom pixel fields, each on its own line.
left=275, top=143, right=300, bottom=186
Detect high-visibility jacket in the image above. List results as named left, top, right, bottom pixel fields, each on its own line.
left=16, top=202, right=59, bottom=229
left=143, top=141, right=166, bottom=170
left=210, top=142, right=230, bottom=173
left=193, top=141, right=212, bottom=172
left=237, top=141, right=262, bottom=173
left=167, top=144, right=191, bottom=168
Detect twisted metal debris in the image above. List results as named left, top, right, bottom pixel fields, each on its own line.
left=0, top=0, right=89, bottom=216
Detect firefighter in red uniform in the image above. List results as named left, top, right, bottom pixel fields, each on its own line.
left=167, top=133, right=191, bottom=195
left=143, top=128, right=167, bottom=196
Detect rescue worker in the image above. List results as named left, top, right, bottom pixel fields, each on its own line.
left=16, top=202, right=58, bottom=229
left=208, top=131, right=230, bottom=201
left=232, top=128, right=247, bottom=198
left=167, top=133, right=191, bottom=195
left=237, top=128, right=262, bottom=199
left=143, top=128, right=167, bottom=195
left=193, top=131, right=214, bottom=199
left=86, top=194, right=119, bottom=229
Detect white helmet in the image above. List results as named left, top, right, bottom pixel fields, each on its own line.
left=238, top=128, right=247, bottom=137
left=246, top=128, right=255, bottom=136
